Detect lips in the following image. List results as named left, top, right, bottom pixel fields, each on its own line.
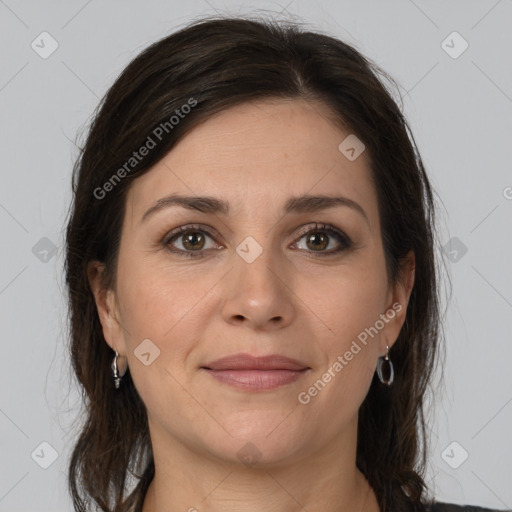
left=201, top=353, right=309, bottom=371
left=200, top=353, right=310, bottom=391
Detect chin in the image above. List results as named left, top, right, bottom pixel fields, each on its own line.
left=203, top=415, right=308, bottom=465
left=207, top=436, right=304, bottom=469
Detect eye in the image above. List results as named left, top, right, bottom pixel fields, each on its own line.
left=292, top=223, right=352, bottom=255
left=162, top=222, right=352, bottom=258
left=163, top=224, right=221, bottom=257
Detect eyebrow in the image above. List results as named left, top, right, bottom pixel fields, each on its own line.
left=140, top=193, right=370, bottom=226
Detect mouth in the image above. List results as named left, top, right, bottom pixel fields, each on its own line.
left=200, top=353, right=310, bottom=391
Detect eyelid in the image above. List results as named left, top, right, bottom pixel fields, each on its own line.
left=163, top=223, right=222, bottom=244
left=292, top=222, right=352, bottom=253
left=162, top=223, right=224, bottom=258
left=294, top=222, right=350, bottom=243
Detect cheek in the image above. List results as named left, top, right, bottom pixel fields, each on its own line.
left=297, top=276, right=384, bottom=429
left=114, top=263, right=208, bottom=421
left=116, top=248, right=207, bottom=337
left=114, top=253, right=205, bottom=385
left=296, top=254, right=388, bottom=401
left=300, top=257, right=389, bottom=345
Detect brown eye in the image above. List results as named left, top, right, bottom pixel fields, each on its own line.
left=294, top=223, right=352, bottom=255
left=305, top=232, right=329, bottom=251
left=180, top=231, right=206, bottom=251
left=164, top=225, right=220, bottom=257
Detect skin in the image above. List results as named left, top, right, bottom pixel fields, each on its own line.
left=89, top=98, right=415, bottom=512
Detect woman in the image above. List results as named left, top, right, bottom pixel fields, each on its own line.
left=64, top=15, right=507, bottom=512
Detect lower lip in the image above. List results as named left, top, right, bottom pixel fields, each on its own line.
left=202, top=369, right=309, bottom=390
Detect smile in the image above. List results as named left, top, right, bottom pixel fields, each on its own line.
left=200, top=353, right=311, bottom=391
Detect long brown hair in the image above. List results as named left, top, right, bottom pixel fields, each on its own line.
left=65, top=15, right=444, bottom=512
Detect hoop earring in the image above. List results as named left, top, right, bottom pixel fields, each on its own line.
left=111, top=350, right=123, bottom=389
left=376, top=344, right=394, bottom=386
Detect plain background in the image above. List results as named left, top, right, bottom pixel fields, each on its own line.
left=1, top=1, right=511, bottom=511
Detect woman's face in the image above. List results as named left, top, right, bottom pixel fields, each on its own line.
left=91, top=98, right=414, bottom=466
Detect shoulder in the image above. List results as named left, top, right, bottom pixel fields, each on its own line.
left=424, top=501, right=512, bottom=512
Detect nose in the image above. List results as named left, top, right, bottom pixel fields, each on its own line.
left=220, top=242, right=295, bottom=331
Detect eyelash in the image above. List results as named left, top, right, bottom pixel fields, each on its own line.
left=162, top=222, right=353, bottom=258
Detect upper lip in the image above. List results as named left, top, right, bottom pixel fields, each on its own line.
left=201, top=353, right=309, bottom=371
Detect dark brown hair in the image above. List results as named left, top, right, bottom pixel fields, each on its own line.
left=65, top=15, right=444, bottom=512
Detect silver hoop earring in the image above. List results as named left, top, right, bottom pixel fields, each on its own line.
left=111, top=350, right=123, bottom=389
left=376, top=344, right=394, bottom=386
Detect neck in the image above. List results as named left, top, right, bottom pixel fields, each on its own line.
left=141, top=416, right=380, bottom=512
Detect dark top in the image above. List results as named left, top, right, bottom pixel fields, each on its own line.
left=425, top=503, right=510, bottom=511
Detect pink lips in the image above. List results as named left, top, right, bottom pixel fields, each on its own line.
left=201, top=353, right=310, bottom=391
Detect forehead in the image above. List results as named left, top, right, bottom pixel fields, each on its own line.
left=126, top=98, right=377, bottom=225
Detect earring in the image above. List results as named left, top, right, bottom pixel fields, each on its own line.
left=376, top=344, right=394, bottom=386
left=111, top=350, right=123, bottom=389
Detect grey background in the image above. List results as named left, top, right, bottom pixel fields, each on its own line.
left=1, top=1, right=511, bottom=511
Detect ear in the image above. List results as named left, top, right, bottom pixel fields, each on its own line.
left=87, top=261, right=128, bottom=376
left=380, top=250, right=415, bottom=355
